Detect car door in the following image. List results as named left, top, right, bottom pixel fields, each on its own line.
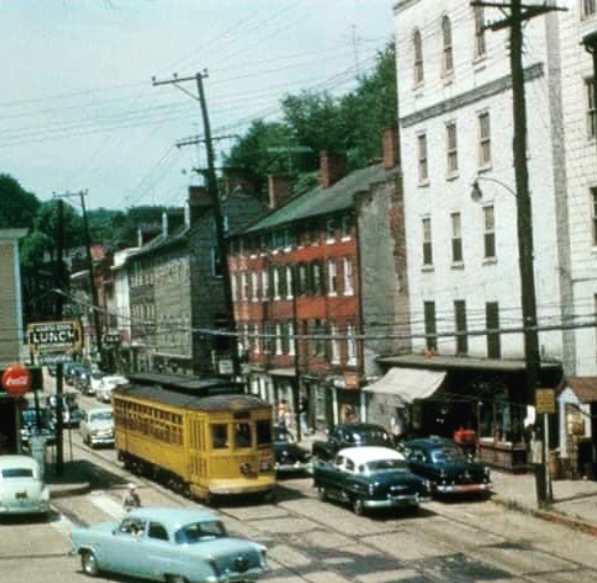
left=406, top=446, right=430, bottom=478
left=145, top=521, right=181, bottom=580
left=102, top=517, right=150, bottom=577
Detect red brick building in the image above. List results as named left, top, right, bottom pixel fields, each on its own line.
left=228, top=129, right=410, bottom=432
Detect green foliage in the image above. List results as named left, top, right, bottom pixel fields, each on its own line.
left=87, top=207, right=126, bottom=243
left=223, top=42, right=397, bottom=195
left=0, top=174, right=40, bottom=229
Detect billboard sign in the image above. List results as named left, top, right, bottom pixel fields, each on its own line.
left=28, top=320, right=82, bottom=353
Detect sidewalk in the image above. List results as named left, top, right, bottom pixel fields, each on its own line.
left=298, top=430, right=597, bottom=536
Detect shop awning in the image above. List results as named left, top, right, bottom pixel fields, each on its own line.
left=363, top=367, right=446, bottom=405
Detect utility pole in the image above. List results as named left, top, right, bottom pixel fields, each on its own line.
left=471, top=0, right=566, bottom=504
left=53, top=191, right=104, bottom=370
left=54, top=199, right=65, bottom=476
left=153, top=72, right=240, bottom=377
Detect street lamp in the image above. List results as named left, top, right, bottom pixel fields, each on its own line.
left=470, top=174, right=551, bottom=504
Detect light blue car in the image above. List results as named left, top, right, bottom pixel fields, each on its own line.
left=71, top=507, right=268, bottom=582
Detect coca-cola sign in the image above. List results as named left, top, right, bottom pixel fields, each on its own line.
left=1, top=364, right=33, bottom=397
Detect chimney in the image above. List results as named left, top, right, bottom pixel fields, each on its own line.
left=320, top=150, right=347, bottom=188
left=162, top=211, right=169, bottom=236
left=188, top=186, right=211, bottom=226
left=382, top=127, right=400, bottom=169
left=268, top=175, right=293, bottom=209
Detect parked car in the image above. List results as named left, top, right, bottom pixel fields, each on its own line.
left=80, top=371, right=106, bottom=396
left=312, top=423, right=393, bottom=461
left=0, top=455, right=51, bottom=517
left=403, top=437, right=493, bottom=496
left=64, top=362, right=90, bottom=386
left=313, top=446, right=429, bottom=516
left=79, top=407, right=115, bottom=448
left=20, top=406, right=56, bottom=449
left=273, top=426, right=311, bottom=475
left=71, top=507, right=268, bottom=582
left=95, top=375, right=128, bottom=403
left=46, top=393, right=82, bottom=428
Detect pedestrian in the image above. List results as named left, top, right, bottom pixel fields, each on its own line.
left=299, top=394, right=310, bottom=436
left=277, top=399, right=288, bottom=428
left=123, top=483, right=141, bottom=512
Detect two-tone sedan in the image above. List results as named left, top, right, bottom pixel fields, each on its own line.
left=312, top=446, right=429, bottom=516
left=71, top=507, right=268, bottom=582
left=403, top=437, right=493, bottom=496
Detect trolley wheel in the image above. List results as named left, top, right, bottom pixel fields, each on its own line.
left=352, top=497, right=365, bottom=516
left=80, top=550, right=99, bottom=577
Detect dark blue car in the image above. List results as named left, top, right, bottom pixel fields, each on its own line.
left=403, top=437, right=493, bottom=496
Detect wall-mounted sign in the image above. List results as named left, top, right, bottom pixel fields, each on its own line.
left=28, top=320, right=82, bottom=353
left=1, top=364, right=32, bottom=398
left=536, top=388, right=556, bottom=415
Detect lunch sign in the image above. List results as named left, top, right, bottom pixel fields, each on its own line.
left=28, top=320, right=82, bottom=359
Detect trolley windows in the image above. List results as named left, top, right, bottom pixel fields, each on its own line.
left=211, top=424, right=229, bottom=449
left=256, top=419, right=273, bottom=445
left=234, top=423, right=252, bottom=448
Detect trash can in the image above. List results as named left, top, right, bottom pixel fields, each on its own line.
left=534, top=463, right=547, bottom=503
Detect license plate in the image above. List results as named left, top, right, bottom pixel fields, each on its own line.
left=16, top=492, right=28, bottom=500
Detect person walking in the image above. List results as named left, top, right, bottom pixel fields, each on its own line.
left=123, top=483, right=141, bottom=512
left=299, top=394, right=310, bottom=436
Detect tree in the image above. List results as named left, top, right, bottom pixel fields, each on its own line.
left=0, top=174, right=40, bottom=229
left=32, top=201, right=85, bottom=262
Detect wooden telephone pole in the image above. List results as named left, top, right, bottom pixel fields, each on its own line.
left=470, top=0, right=566, bottom=503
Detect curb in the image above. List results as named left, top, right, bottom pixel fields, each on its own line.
left=49, top=482, right=92, bottom=499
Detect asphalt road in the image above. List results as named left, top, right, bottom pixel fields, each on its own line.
left=3, top=377, right=596, bottom=583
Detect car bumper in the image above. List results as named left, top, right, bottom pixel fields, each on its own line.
left=364, top=493, right=428, bottom=509
left=207, top=566, right=265, bottom=583
left=90, top=436, right=115, bottom=446
left=435, top=482, right=493, bottom=494
left=275, top=461, right=311, bottom=473
left=206, top=476, right=276, bottom=495
left=0, top=501, right=51, bottom=515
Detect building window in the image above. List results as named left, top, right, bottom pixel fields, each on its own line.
left=446, top=122, right=458, bottom=175
left=347, top=323, right=357, bottom=365
left=478, top=112, right=491, bottom=168
left=280, top=323, right=290, bottom=355
left=278, top=266, right=288, bottom=298
left=251, top=272, right=259, bottom=302
left=451, top=212, right=463, bottom=263
left=298, top=263, right=308, bottom=295
left=253, top=323, right=261, bottom=354
left=583, top=0, right=596, bottom=18
left=326, top=218, right=338, bottom=243
left=486, top=302, right=501, bottom=358
left=327, top=259, right=338, bottom=295
left=483, top=205, right=496, bottom=259
left=240, top=273, right=248, bottom=301
left=343, top=258, right=354, bottom=295
left=587, top=79, right=597, bottom=139
left=413, top=29, right=424, bottom=86
left=422, top=217, right=433, bottom=266
left=286, top=266, right=293, bottom=299
left=442, top=16, right=453, bottom=76
left=474, top=6, right=486, bottom=59
left=288, top=322, right=295, bottom=356
left=424, top=301, right=437, bottom=351
left=592, top=187, right=597, bottom=245
left=454, top=300, right=468, bottom=355
left=312, top=319, right=325, bottom=357
left=273, top=267, right=281, bottom=299
left=341, top=215, right=352, bottom=240
left=312, top=261, right=324, bottom=295
left=231, top=274, right=238, bottom=301
left=417, top=133, right=428, bottom=183
left=330, top=322, right=340, bottom=364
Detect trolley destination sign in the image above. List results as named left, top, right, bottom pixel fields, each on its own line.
left=28, top=320, right=82, bottom=353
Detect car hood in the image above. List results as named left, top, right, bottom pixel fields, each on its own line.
left=72, top=521, right=118, bottom=541
left=184, top=537, right=265, bottom=573
left=88, top=421, right=114, bottom=431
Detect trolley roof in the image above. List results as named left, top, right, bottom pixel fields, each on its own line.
left=114, top=383, right=270, bottom=412
left=126, top=372, right=244, bottom=395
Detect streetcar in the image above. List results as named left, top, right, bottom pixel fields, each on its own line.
left=112, top=373, right=276, bottom=503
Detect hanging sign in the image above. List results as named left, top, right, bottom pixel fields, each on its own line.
left=1, top=364, right=33, bottom=398
left=536, top=388, right=556, bottom=415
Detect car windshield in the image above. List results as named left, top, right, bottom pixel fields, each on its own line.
left=431, top=445, right=467, bottom=463
left=351, top=429, right=391, bottom=444
left=2, top=468, right=34, bottom=479
left=363, top=459, right=408, bottom=473
left=90, top=411, right=113, bottom=422
left=174, top=520, right=227, bottom=544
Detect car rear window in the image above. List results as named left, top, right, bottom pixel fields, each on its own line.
left=174, top=520, right=227, bottom=544
left=364, top=459, right=408, bottom=473
left=2, top=468, right=34, bottom=479
left=90, top=411, right=113, bottom=422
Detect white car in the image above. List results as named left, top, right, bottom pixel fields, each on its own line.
left=0, top=455, right=51, bottom=517
left=95, top=375, right=128, bottom=403
left=79, top=408, right=115, bottom=448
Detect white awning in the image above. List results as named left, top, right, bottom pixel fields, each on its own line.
left=363, top=367, right=446, bottom=405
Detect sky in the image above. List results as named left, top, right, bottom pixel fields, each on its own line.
left=0, top=0, right=396, bottom=212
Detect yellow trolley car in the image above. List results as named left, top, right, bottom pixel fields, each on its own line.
left=113, top=374, right=276, bottom=503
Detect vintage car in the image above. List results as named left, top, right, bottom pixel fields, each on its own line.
left=311, top=423, right=393, bottom=461
left=79, top=407, right=115, bottom=448
left=273, top=426, right=311, bottom=474
left=95, top=375, right=128, bottom=403
left=20, top=406, right=56, bottom=449
left=403, top=437, right=493, bottom=496
left=0, top=455, right=51, bottom=517
left=47, top=394, right=83, bottom=428
left=71, top=507, right=268, bottom=582
left=312, top=446, right=429, bottom=515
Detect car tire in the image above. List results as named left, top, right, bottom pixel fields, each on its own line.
left=352, top=497, right=365, bottom=516
left=316, top=486, right=327, bottom=502
left=166, top=575, right=187, bottom=583
left=81, top=550, right=99, bottom=577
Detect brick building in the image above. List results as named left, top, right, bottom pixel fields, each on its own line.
left=228, top=129, right=408, bottom=432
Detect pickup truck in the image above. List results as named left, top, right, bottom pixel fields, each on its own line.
left=311, top=423, right=394, bottom=461
left=312, top=446, right=429, bottom=515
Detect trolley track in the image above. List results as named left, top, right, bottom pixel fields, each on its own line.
left=53, top=439, right=597, bottom=583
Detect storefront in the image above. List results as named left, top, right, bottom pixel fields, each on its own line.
left=376, top=354, right=562, bottom=472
